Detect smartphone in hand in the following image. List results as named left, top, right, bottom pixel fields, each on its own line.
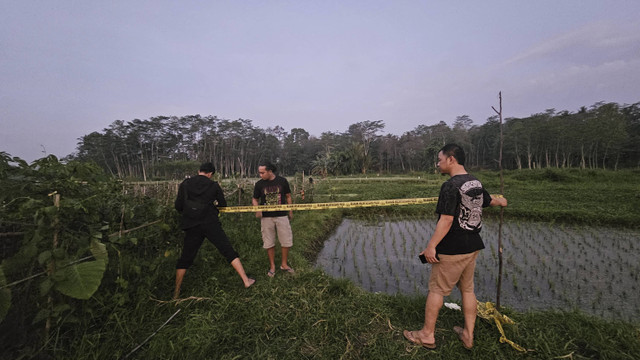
left=418, top=253, right=439, bottom=263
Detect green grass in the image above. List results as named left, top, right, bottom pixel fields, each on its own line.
left=11, top=169, right=640, bottom=359
left=477, top=168, right=640, bottom=228
left=308, top=169, right=640, bottom=228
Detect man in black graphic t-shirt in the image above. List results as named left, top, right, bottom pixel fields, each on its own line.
left=433, top=175, right=491, bottom=255
left=403, top=144, right=507, bottom=351
left=252, top=162, right=295, bottom=278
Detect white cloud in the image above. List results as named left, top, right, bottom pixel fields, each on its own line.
left=504, top=20, right=640, bottom=67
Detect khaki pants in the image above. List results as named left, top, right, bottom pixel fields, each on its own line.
left=428, top=251, right=479, bottom=296
left=260, top=216, right=293, bottom=248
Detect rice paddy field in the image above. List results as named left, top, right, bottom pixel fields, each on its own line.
left=316, top=218, right=640, bottom=322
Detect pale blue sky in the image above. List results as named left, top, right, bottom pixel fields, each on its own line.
left=2, top=1, right=639, bottom=162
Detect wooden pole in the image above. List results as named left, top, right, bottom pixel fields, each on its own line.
left=492, top=91, right=505, bottom=310
left=45, top=193, right=61, bottom=342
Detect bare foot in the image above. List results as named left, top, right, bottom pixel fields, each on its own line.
left=244, top=278, right=256, bottom=288
left=280, top=266, right=295, bottom=274
left=453, top=326, right=473, bottom=349
left=403, top=330, right=436, bottom=349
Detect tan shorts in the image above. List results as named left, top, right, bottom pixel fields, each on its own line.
left=428, top=251, right=479, bottom=296
left=260, top=216, right=293, bottom=249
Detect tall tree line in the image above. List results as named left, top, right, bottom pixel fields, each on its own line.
left=71, top=101, right=640, bottom=179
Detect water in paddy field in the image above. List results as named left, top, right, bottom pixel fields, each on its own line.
left=315, top=218, right=640, bottom=323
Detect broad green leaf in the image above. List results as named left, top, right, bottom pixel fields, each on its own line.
left=23, top=241, right=38, bottom=260
left=38, top=250, right=52, bottom=265
left=52, top=303, right=71, bottom=315
left=114, top=235, right=127, bottom=245
left=52, top=269, right=66, bottom=282
left=52, top=248, right=66, bottom=260
left=54, top=260, right=106, bottom=300
left=90, top=240, right=108, bottom=263
left=42, top=205, right=58, bottom=215
left=32, top=308, right=50, bottom=325
left=115, top=277, right=129, bottom=289
left=0, top=267, right=11, bottom=322
left=40, top=278, right=53, bottom=296
left=65, top=315, right=80, bottom=324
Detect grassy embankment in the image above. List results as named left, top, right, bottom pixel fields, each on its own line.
left=68, top=168, right=640, bottom=359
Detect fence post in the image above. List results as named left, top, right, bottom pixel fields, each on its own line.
left=492, top=91, right=505, bottom=310
left=45, top=192, right=61, bottom=342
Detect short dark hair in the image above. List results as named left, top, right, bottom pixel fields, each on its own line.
left=199, top=162, right=215, bottom=173
left=259, top=161, right=277, bottom=173
left=440, top=144, right=465, bottom=165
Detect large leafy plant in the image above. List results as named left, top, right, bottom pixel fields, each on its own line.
left=0, top=153, right=146, bottom=356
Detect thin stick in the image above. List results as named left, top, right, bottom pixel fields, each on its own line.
left=108, top=219, right=162, bottom=238
left=45, top=193, right=61, bottom=341
left=121, top=309, right=181, bottom=360
left=492, top=91, right=505, bottom=310
left=0, top=232, right=26, bottom=237
left=119, top=183, right=126, bottom=237
left=150, top=296, right=212, bottom=306
left=0, top=253, right=107, bottom=290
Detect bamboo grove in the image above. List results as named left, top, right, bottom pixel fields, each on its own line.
left=69, top=101, right=639, bottom=180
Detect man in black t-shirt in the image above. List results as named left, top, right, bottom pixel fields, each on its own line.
left=252, top=162, right=295, bottom=278
left=403, top=144, right=507, bottom=350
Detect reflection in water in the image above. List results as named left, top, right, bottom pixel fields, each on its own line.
left=315, top=218, right=640, bottom=322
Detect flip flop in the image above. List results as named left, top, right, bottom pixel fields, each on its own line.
left=280, top=266, right=295, bottom=274
left=403, top=330, right=436, bottom=350
left=453, top=326, right=473, bottom=350
left=267, top=270, right=275, bottom=278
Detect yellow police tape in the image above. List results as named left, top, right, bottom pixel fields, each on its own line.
left=217, top=197, right=439, bottom=213
left=218, top=195, right=503, bottom=213
left=477, top=301, right=527, bottom=352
